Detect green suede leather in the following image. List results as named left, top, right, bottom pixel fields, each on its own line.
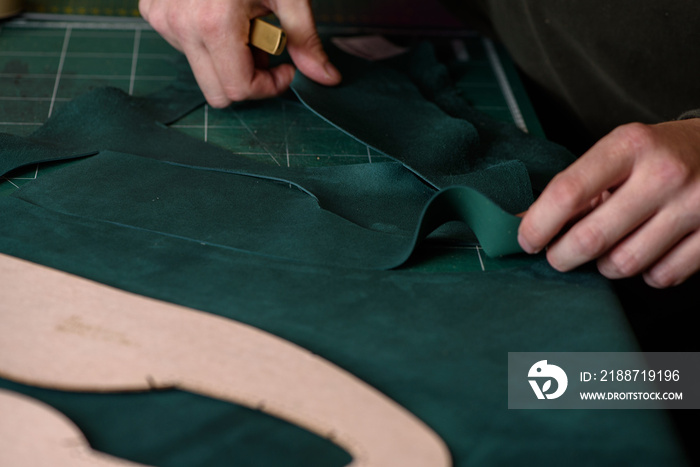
left=0, top=44, right=689, bottom=466
left=1, top=47, right=534, bottom=260
left=0, top=199, right=687, bottom=466
left=0, top=377, right=352, bottom=467
left=291, top=42, right=574, bottom=194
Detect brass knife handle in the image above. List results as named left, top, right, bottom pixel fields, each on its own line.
left=249, top=18, right=287, bottom=55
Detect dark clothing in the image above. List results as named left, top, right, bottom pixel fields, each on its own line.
left=440, top=1, right=700, bottom=146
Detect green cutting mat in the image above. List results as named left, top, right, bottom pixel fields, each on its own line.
left=0, top=15, right=543, bottom=272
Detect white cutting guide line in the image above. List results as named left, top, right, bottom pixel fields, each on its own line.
left=475, top=247, right=485, bottom=271
left=423, top=244, right=487, bottom=272
left=483, top=37, right=527, bottom=133
left=47, top=26, right=71, bottom=118
left=230, top=109, right=282, bottom=166
left=7, top=15, right=152, bottom=31
left=2, top=165, right=39, bottom=182
left=1, top=177, right=20, bottom=189
left=128, top=28, right=141, bottom=95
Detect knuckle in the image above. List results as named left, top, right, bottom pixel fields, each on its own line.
left=518, top=219, right=545, bottom=248
left=602, top=246, right=643, bottom=278
left=648, top=157, right=690, bottom=191
left=145, top=8, right=168, bottom=33
left=301, top=31, right=323, bottom=51
left=548, top=172, right=589, bottom=212
left=195, top=7, right=227, bottom=37
left=545, top=248, right=573, bottom=272
left=679, top=188, right=700, bottom=222
left=290, top=28, right=323, bottom=53
left=154, top=7, right=191, bottom=38
left=138, top=1, right=150, bottom=21
left=611, top=122, right=656, bottom=153
left=568, top=222, right=608, bottom=259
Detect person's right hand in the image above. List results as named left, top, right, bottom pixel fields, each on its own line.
left=518, top=118, right=700, bottom=288
left=139, top=0, right=342, bottom=107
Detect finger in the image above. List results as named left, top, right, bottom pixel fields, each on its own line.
left=517, top=191, right=607, bottom=228
left=203, top=18, right=296, bottom=103
left=252, top=47, right=270, bottom=69
left=181, top=42, right=230, bottom=107
left=644, top=229, right=700, bottom=288
left=544, top=168, right=663, bottom=271
left=251, top=47, right=299, bottom=98
left=138, top=0, right=152, bottom=21
left=139, top=0, right=185, bottom=52
left=276, top=0, right=341, bottom=85
left=211, top=44, right=296, bottom=102
left=597, top=206, right=693, bottom=279
left=519, top=125, right=643, bottom=254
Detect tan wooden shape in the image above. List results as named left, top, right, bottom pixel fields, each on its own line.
left=0, top=389, right=147, bottom=466
left=0, top=253, right=451, bottom=467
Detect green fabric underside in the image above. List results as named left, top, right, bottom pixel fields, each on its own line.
left=0, top=44, right=689, bottom=466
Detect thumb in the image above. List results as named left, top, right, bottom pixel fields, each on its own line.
left=276, top=0, right=341, bottom=85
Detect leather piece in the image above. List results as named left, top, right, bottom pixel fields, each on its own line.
left=291, top=42, right=575, bottom=194
left=1, top=46, right=545, bottom=260
left=0, top=378, right=352, bottom=467
left=0, top=197, right=688, bottom=466
left=0, top=43, right=689, bottom=466
left=13, top=151, right=521, bottom=267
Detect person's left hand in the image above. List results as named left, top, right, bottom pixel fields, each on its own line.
left=518, top=118, right=700, bottom=288
left=139, top=0, right=340, bottom=107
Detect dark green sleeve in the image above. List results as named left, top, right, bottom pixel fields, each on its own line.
left=678, top=109, right=700, bottom=120
left=439, top=0, right=700, bottom=144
